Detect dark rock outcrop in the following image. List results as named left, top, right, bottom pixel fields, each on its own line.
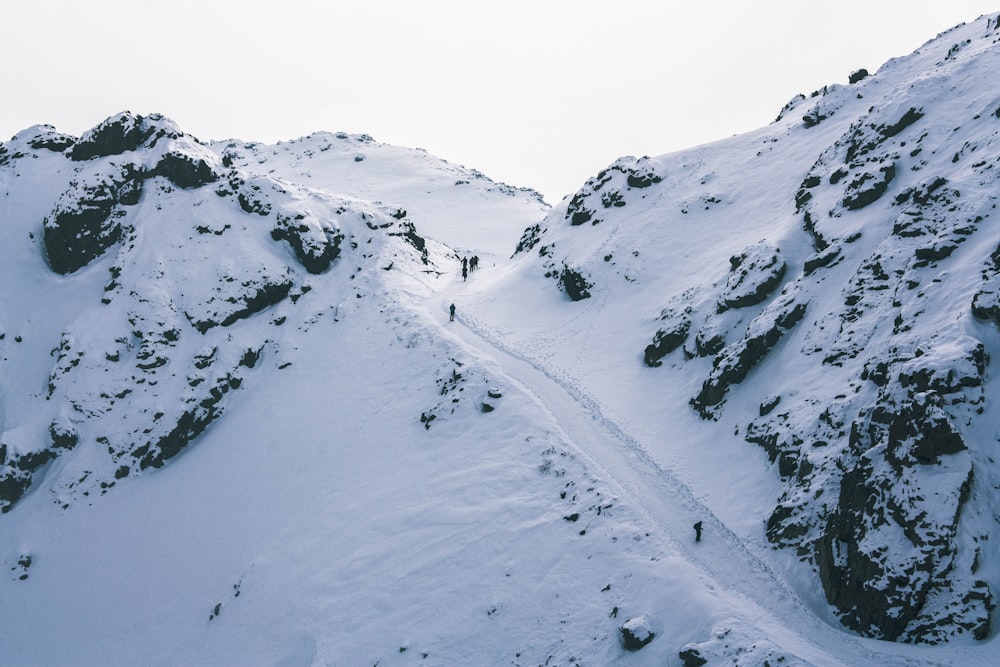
left=186, top=277, right=293, bottom=334
left=271, top=214, right=344, bottom=274
left=147, top=151, right=220, bottom=189
left=43, top=162, right=144, bottom=274
left=644, top=304, right=692, bottom=367
left=692, top=289, right=807, bottom=415
left=559, top=265, right=592, bottom=301
left=717, top=242, right=786, bottom=312
left=70, top=111, right=176, bottom=161
left=619, top=615, right=655, bottom=651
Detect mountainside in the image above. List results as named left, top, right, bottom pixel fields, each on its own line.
left=4, top=11, right=1000, bottom=667
left=497, top=11, right=1000, bottom=650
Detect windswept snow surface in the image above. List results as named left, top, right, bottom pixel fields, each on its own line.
left=5, top=12, right=1000, bottom=667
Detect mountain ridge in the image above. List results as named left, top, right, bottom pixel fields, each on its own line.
left=4, top=11, right=1000, bottom=666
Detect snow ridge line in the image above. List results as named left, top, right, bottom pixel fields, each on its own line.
left=441, top=304, right=939, bottom=667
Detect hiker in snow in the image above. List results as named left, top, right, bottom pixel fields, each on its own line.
left=449, top=303, right=456, bottom=321
left=462, top=264, right=468, bottom=281
left=693, top=521, right=703, bottom=542
left=470, top=255, right=479, bottom=271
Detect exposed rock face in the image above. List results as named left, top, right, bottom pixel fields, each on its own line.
left=558, top=265, right=592, bottom=301
left=271, top=216, right=344, bottom=275
left=717, top=242, right=786, bottom=312
left=972, top=242, right=1000, bottom=324
left=69, top=111, right=180, bottom=161
left=637, top=242, right=805, bottom=416
left=644, top=303, right=692, bottom=367
left=147, top=151, right=220, bottom=189
left=813, top=389, right=982, bottom=641
left=746, top=89, right=994, bottom=639
left=619, top=615, right=655, bottom=651
left=43, top=161, right=144, bottom=274
left=692, top=287, right=806, bottom=416
left=563, top=156, right=663, bottom=227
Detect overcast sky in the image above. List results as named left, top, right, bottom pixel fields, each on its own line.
left=2, top=1, right=998, bottom=202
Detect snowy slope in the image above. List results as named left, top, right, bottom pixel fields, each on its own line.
left=473, top=9, right=1000, bottom=654
left=4, top=11, right=1000, bottom=667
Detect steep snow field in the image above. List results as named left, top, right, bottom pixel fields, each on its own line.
left=5, top=11, right=1000, bottom=667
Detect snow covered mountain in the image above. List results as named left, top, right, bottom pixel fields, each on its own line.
left=4, top=11, right=1000, bottom=667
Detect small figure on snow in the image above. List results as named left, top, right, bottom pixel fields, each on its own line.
left=693, top=521, right=703, bottom=542
left=470, top=255, right=479, bottom=272
left=449, top=303, right=456, bottom=321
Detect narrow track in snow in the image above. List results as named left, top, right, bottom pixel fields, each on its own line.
left=397, top=282, right=947, bottom=667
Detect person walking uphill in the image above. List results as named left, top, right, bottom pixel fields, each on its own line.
left=449, top=303, right=456, bottom=321
left=693, top=521, right=703, bottom=542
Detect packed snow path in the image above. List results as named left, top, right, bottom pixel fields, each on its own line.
left=398, top=275, right=965, bottom=666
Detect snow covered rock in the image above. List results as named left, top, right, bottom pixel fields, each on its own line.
left=717, top=242, right=786, bottom=313
left=619, top=614, right=655, bottom=651
left=0, top=112, right=454, bottom=512
left=564, top=155, right=663, bottom=227
left=43, top=160, right=144, bottom=274
left=678, top=625, right=810, bottom=666
left=643, top=302, right=693, bottom=367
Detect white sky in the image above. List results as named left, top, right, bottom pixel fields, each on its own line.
left=2, top=1, right=998, bottom=202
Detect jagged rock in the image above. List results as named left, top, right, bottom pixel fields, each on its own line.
left=514, top=223, right=542, bottom=254
left=562, top=155, right=663, bottom=227
left=644, top=305, right=693, bottom=367
left=718, top=242, right=786, bottom=312
left=48, top=418, right=78, bottom=450
left=147, top=151, right=220, bottom=189
left=971, top=282, right=1000, bottom=323
left=879, top=107, right=925, bottom=139
left=619, top=615, right=655, bottom=651
left=233, top=176, right=273, bottom=216
left=849, top=68, right=870, bottom=84
left=69, top=111, right=179, bottom=161
left=135, top=372, right=240, bottom=470
left=0, top=465, right=33, bottom=514
left=884, top=392, right=965, bottom=466
left=802, top=108, right=828, bottom=128
left=678, top=648, right=707, bottom=667
left=27, top=126, right=76, bottom=153
left=693, top=289, right=807, bottom=414
left=186, top=277, right=294, bottom=334
left=759, top=334, right=990, bottom=642
left=43, top=162, right=144, bottom=274
left=842, top=163, right=896, bottom=210
left=814, top=422, right=978, bottom=642
left=972, top=245, right=1000, bottom=324
left=758, top=395, right=781, bottom=416
left=803, top=244, right=842, bottom=275
left=566, top=192, right=595, bottom=226
left=271, top=214, right=344, bottom=274
left=559, top=266, right=592, bottom=301
left=625, top=160, right=663, bottom=188
left=388, top=220, right=429, bottom=265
